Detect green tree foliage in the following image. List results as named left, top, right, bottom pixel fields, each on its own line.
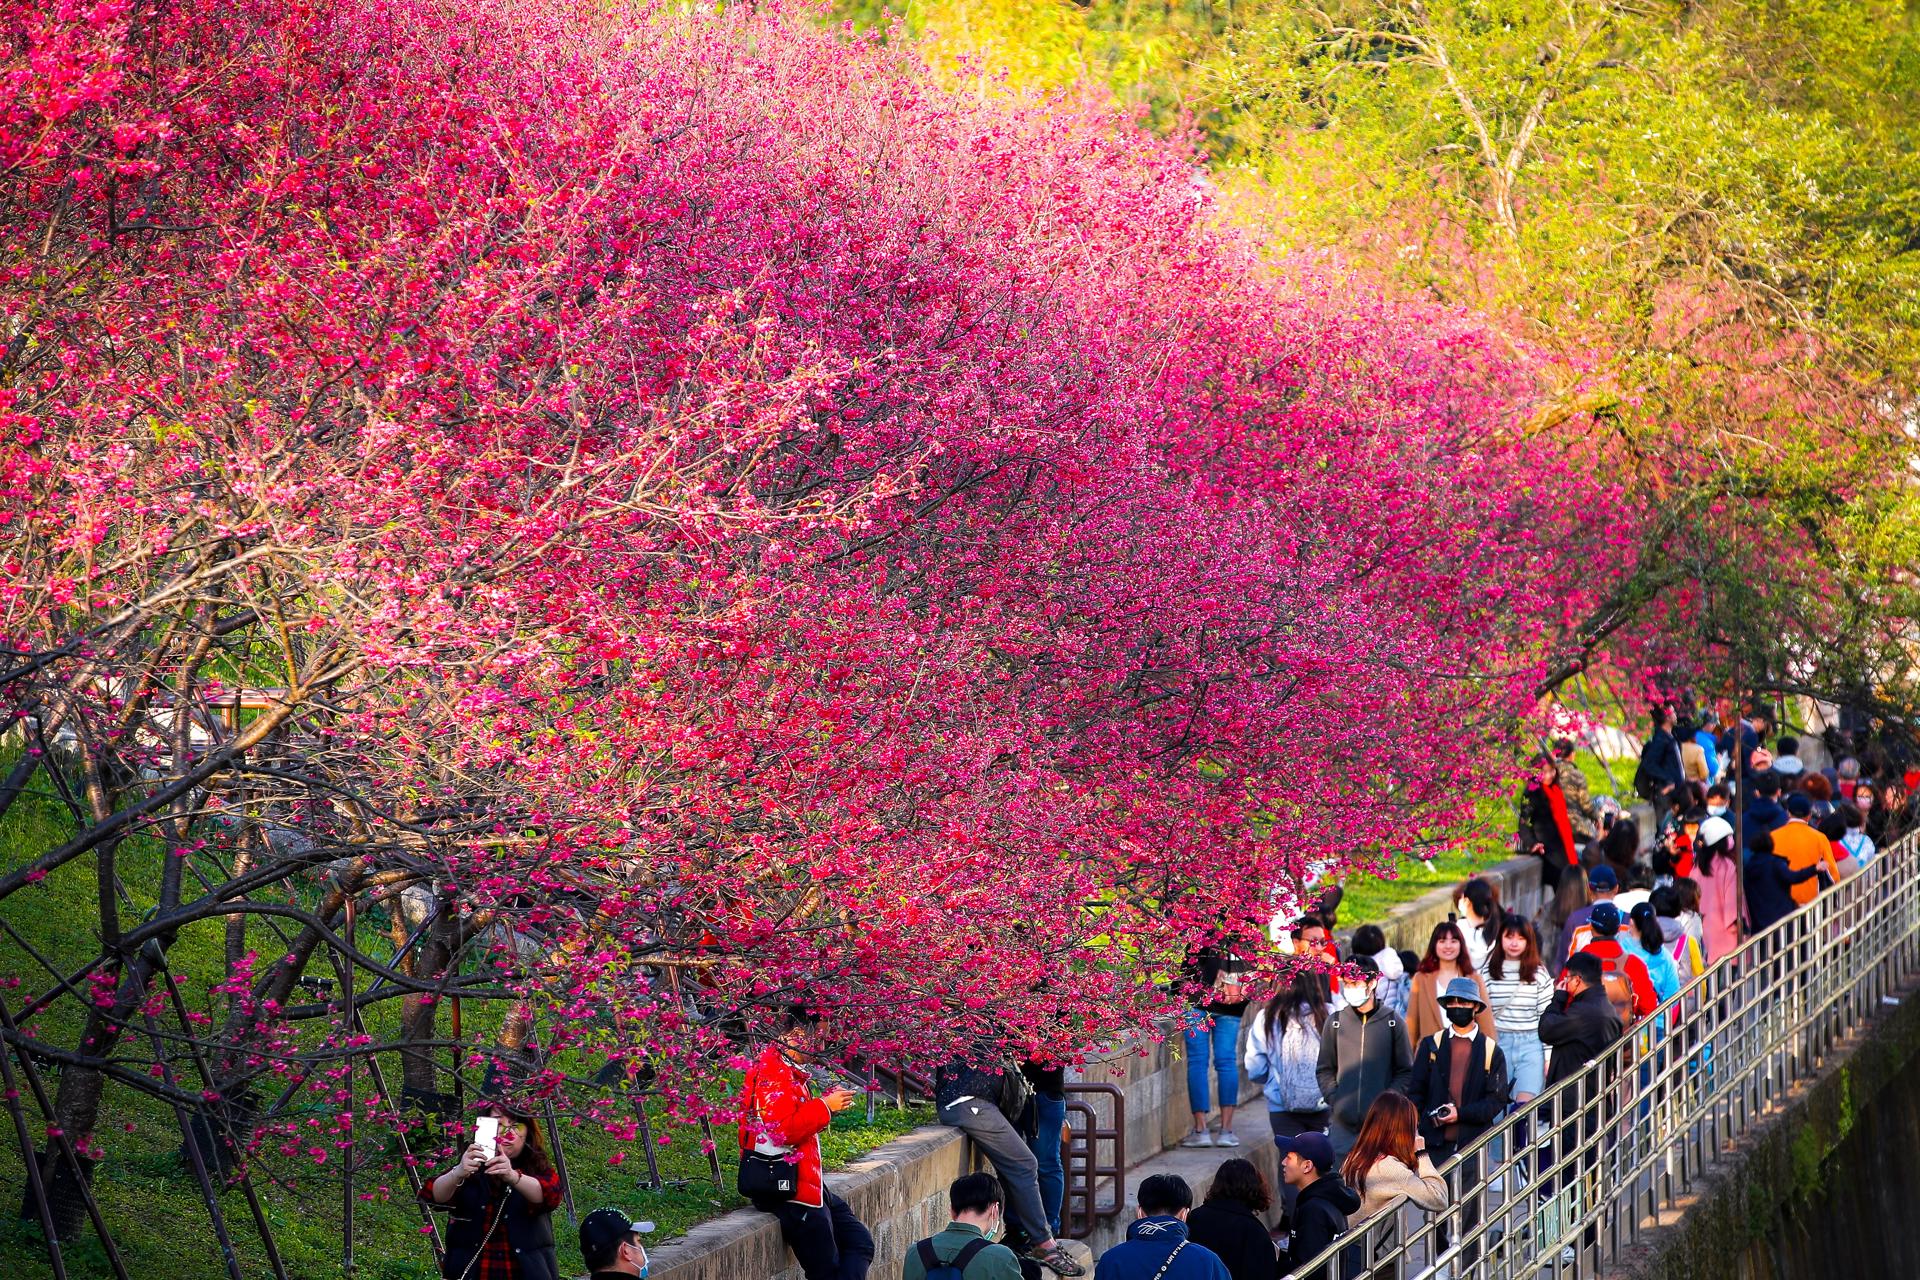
left=855, top=0, right=1920, bottom=724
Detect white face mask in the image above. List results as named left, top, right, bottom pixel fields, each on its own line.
left=1707, top=805, right=1727, bottom=817
left=1455, top=897, right=1472, bottom=919
left=1341, top=983, right=1373, bottom=1009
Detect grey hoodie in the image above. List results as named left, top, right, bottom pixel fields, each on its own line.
left=1314, top=1000, right=1414, bottom=1131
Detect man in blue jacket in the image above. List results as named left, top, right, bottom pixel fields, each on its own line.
left=1741, top=770, right=1790, bottom=859
left=1092, top=1175, right=1231, bottom=1280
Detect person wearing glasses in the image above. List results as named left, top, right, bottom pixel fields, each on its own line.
left=421, top=1099, right=564, bottom=1280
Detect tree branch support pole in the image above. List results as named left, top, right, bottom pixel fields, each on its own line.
left=322, top=927, right=444, bottom=1260
left=139, top=1006, right=246, bottom=1280
left=0, top=996, right=128, bottom=1279
left=342, top=896, right=357, bottom=1278
left=157, top=968, right=288, bottom=1280
left=0, top=1030, right=68, bottom=1280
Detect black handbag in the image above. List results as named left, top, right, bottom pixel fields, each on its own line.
left=736, top=1149, right=799, bottom=1201
left=737, top=1073, right=800, bottom=1202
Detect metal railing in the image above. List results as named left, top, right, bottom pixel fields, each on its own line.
left=1293, top=831, right=1920, bottom=1279
left=1061, top=1082, right=1126, bottom=1240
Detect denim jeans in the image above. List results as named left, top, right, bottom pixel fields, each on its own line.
left=1501, top=1027, right=1546, bottom=1097
left=1028, top=1091, right=1067, bottom=1236
left=1183, top=1009, right=1242, bottom=1114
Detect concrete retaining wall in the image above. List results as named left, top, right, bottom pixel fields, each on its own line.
left=645, top=1124, right=972, bottom=1280
left=1351, top=852, right=1548, bottom=958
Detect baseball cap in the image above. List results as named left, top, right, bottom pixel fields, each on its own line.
left=1698, top=816, right=1734, bottom=847
left=579, top=1208, right=648, bottom=1269
left=1588, top=902, right=1622, bottom=934
left=1785, top=793, right=1812, bottom=818
left=1279, top=1131, right=1336, bottom=1173
left=1587, top=865, right=1617, bottom=890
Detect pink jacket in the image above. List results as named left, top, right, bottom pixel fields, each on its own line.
left=1694, top=854, right=1743, bottom=964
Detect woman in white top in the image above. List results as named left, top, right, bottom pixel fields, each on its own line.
left=1480, top=914, right=1556, bottom=1102
left=1453, top=877, right=1502, bottom=973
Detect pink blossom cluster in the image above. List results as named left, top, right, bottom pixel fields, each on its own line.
left=1, top=0, right=1625, bottom=1150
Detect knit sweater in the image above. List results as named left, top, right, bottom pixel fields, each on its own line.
left=1347, top=1153, right=1449, bottom=1229
left=1480, top=958, right=1555, bottom=1036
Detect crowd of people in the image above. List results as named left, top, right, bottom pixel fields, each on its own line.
left=425, top=705, right=1914, bottom=1280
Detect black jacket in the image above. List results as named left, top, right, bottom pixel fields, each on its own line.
left=1537, top=987, right=1622, bottom=1093
left=1315, top=1002, right=1413, bottom=1131
left=1639, top=729, right=1685, bottom=794
left=1407, top=1029, right=1511, bottom=1154
left=430, top=1173, right=559, bottom=1280
left=1744, top=853, right=1822, bottom=934
left=1186, top=1198, right=1276, bottom=1280
left=1280, top=1173, right=1360, bottom=1280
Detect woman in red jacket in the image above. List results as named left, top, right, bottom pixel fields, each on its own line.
left=739, top=1008, right=873, bottom=1280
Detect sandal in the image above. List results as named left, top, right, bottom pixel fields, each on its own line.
left=1030, top=1242, right=1086, bottom=1277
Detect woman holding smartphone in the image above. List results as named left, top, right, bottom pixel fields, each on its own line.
left=421, top=1100, right=563, bottom=1280
left=740, top=1006, right=874, bottom=1280
left=1341, top=1091, right=1449, bottom=1240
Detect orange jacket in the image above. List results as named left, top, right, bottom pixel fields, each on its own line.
left=1771, top=820, right=1838, bottom=906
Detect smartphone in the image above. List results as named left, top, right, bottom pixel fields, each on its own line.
left=474, top=1116, right=500, bottom=1159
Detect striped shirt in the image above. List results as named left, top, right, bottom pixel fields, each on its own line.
left=1480, top=958, right=1556, bottom=1035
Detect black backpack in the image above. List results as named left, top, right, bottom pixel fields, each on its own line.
left=1631, top=754, right=1658, bottom=801
left=916, top=1237, right=992, bottom=1280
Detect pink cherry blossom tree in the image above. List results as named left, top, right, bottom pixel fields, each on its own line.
left=0, top=0, right=1617, bottom=1266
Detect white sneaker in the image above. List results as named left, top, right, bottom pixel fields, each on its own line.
left=1179, top=1129, right=1214, bottom=1148
left=1215, top=1129, right=1241, bottom=1148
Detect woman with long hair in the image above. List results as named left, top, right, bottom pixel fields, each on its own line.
left=1522, top=753, right=1579, bottom=891
left=1453, top=877, right=1502, bottom=972
left=1243, top=969, right=1332, bottom=1142
left=1625, top=902, right=1682, bottom=1007
left=1243, top=968, right=1329, bottom=1221
left=1482, top=914, right=1555, bottom=1103
left=1340, top=1091, right=1449, bottom=1229
left=1598, top=805, right=1641, bottom=883
left=1407, top=920, right=1494, bottom=1044
left=422, top=1101, right=563, bottom=1280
